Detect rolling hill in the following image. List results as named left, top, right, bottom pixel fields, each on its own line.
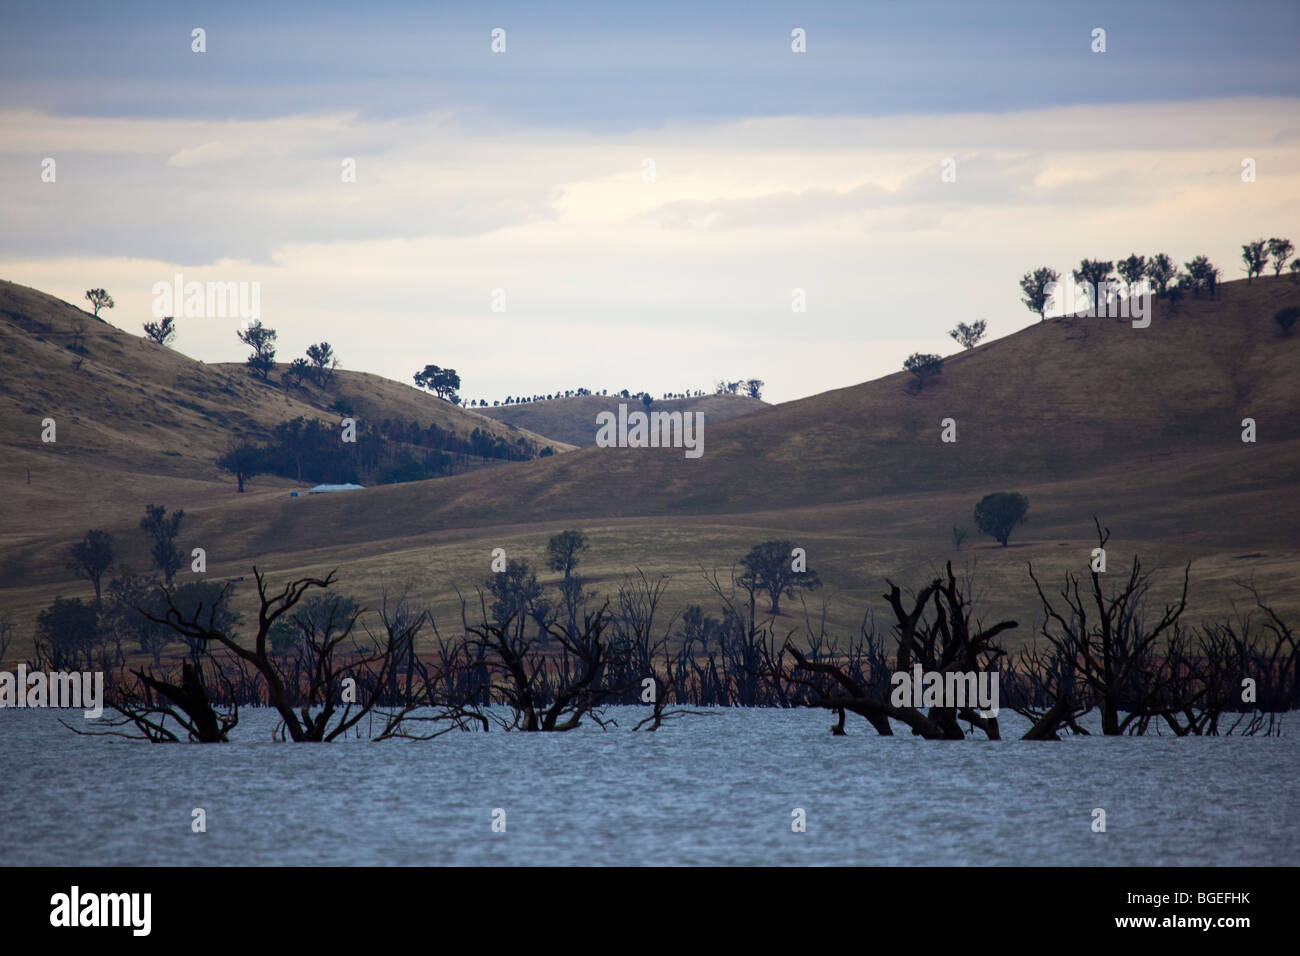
left=2, top=275, right=1299, bottom=659
left=0, top=278, right=569, bottom=548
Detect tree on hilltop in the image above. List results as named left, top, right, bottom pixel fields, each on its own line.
left=84, top=288, right=114, bottom=318
left=1019, top=267, right=1059, bottom=321
left=413, top=364, right=461, bottom=402
left=1144, top=254, right=1177, bottom=296
left=1241, top=239, right=1268, bottom=284
left=949, top=319, right=987, bottom=349
left=306, top=342, right=337, bottom=386
left=1071, top=259, right=1114, bottom=316
left=903, top=353, right=943, bottom=391
left=143, top=316, right=176, bottom=346
left=1117, top=254, right=1147, bottom=291
left=1267, top=238, right=1293, bottom=276
left=1184, top=256, right=1216, bottom=297
left=237, top=320, right=277, bottom=381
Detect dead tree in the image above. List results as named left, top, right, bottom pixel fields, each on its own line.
left=1028, top=520, right=1189, bottom=736
left=463, top=589, right=635, bottom=730
left=1004, top=639, right=1092, bottom=740
left=777, top=562, right=1014, bottom=739
left=68, top=648, right=245, bottom=744
left=144, top=567, right=400, bottom=742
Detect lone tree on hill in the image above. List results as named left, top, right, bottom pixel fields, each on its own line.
left=237, top=319, right=277, bottom=381
left=1268, top=238, right=1294, bottom=276
left=84, top=288, right=114, bottom=317
left=949, top=319, right=987, bottom=349
left=739, top=540, right=822, bottom=615
left=140, top=504, right=185, bottom=584
left=1020, top=267, right=1059, bottom=321
left=66, top=529, right=115, bottom=609
left=1144, top=253, right=1177, bottom=296
left=903, top=352, right=944, bottom=391
left=218, top=442, right=264, bottom=493
left=413, top=364, right=461, bottom=402
left=142, top=316, right=176, bottom=346
left=1241, top=239, right=1268, bottom=283
left=974, top=492, right=1029, bottom=547
left=546, top=529, right=589, bottom=579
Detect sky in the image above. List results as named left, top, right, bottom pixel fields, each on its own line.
left=2, top=0, right=1298, bottom=404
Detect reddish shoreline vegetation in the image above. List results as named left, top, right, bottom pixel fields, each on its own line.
left=2, top=266, right=1299, bottom=745
left=17, top=520, right=1300, bottom=743
left=27, top=521, right=1300, bottom=744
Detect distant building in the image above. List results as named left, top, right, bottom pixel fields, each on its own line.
left=306, top=483, right=365, bottom=494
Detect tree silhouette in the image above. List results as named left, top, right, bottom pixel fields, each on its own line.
left=306, top=342, right=337, bottom=386
left=949, top=320, right=986, bottom=349
left=66, top=529, right=115, bottom=609
left=1268, top=238, right=1293, bottom=276
left=1144, top=254, right=1177, bottom=296
left=903, top=353, right=943, bottom=391
left=217, top=442, right=264, bottom=492
left=1241, top=239, right=1268, bottom=284
left=973, top=492, right=1028, bottom=547
left=1117, top=254, right=1147, bottom=291
left=739, top=540, right=821, bottom=615
left=413, top=364, right=461, bottom=401
left=140, top=504, right=184, bottom=584
left=546, top=530, right=589, bottom=579
left=237, top=320, right=277, bottom=381
left=1071, top=259, right=1114, bottom=316
left=1019, top=267, right=1059, bottom=321
left=84, top=288, right=114, bottom=317
left=142, top=316, right=176, bottom=346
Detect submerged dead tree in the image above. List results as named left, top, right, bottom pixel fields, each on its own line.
left=141, top=568, right=407, bottom=741
left=777, top=562, right=1015, bottom=739
left=462, top=591, right=635, bottom=730
left=1026, top=520, right=1189, bottom=736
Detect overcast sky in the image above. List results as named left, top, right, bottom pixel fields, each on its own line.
left=2, top=1, right=1298, bottom=403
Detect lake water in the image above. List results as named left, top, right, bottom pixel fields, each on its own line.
left=1, top=707, right=1295, bottom=866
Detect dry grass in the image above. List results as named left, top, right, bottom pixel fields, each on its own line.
left=2, top=275, right=1298, bottom=662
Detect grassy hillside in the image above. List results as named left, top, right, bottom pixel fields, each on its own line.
left=206, top=274, right=1300, bottom=535
left=2, top=275, right=1298, bottom=661
left=477, top=392, right=767, bottom=447
left=0, top=279, right=571, bottom=519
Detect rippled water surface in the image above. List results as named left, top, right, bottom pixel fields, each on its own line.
left=1, top=707, right=1296, bottom=866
